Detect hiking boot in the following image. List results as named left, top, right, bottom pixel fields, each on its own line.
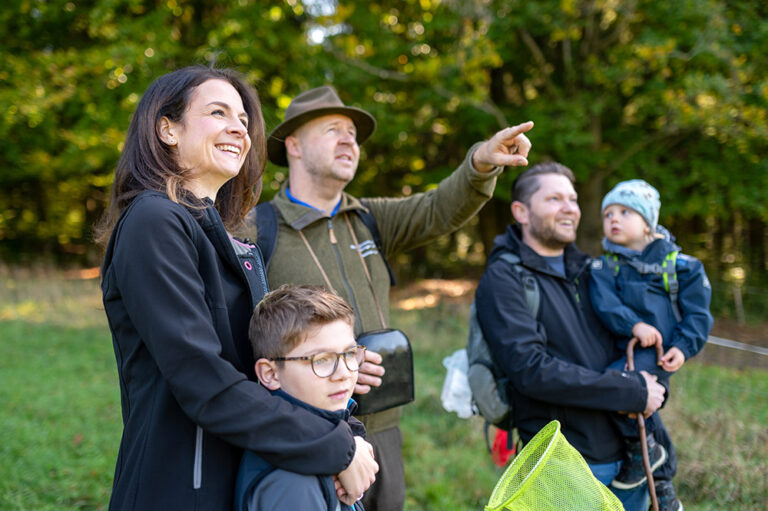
left=610, top=433, right=668, bottom=490
left=655, top=480, right=683, bottom=511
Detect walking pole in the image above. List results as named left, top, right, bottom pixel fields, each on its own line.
left=626, top=337, right=663, bottom=511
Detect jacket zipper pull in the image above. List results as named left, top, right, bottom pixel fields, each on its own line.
left=328, top=220, right=337, bottom=244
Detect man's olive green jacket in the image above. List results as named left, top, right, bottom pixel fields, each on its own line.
left=248, top=144, right=502, bottom=429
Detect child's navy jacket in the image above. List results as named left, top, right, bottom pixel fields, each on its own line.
left=590, top=230, right=713, bottom=360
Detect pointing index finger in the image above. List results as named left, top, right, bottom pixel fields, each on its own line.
left=499, top=121, right=534, bottom=140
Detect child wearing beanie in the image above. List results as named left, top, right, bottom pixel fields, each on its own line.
left=590, top=179, right=714, bottom=511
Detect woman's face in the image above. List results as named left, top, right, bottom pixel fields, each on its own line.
left=162, top=78, right=251, bottom=199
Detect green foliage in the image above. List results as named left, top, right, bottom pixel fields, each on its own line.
left=0, top=0, right=766, bottom=271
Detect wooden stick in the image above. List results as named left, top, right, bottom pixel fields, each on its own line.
left=627, top=337, right=659, bottom=511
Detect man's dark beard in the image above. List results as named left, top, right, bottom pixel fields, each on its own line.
left=529, top=216, right=575, bottom=250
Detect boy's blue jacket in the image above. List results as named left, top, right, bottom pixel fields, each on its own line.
left=589, top=230, right=713, bottom=360
left=235, top=389, right=366, bottom=511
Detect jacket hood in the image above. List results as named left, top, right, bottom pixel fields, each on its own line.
left=602, top=224, right=680, bottom=262
left=490, top=224, right=591, bottom=280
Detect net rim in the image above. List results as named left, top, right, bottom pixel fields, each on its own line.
left=485, top=420, right=561, bottom=511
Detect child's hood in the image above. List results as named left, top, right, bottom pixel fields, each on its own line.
left=602, top=224, right=681, bottom=262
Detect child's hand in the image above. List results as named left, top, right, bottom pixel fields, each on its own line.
left=632, top=322, right=663, bottom=348
left=660, top=347, right=685, bottom=372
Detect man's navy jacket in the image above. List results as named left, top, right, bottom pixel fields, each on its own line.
left=475, top=225, right=648, bottom=464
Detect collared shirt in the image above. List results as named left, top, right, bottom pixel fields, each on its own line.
left=286, top=187, right=342, bottom=217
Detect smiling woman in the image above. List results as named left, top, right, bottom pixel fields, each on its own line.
left=157, top=79, right=252, bottom=201
left=93, top=66, right=371, bottom=511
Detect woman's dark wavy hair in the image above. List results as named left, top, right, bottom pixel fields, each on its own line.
left=94, top=65, right=266, bottom=246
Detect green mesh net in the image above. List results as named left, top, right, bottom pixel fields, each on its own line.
left=485, top=420, right=624, bottom=511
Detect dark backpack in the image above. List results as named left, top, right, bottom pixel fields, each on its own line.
left=252, top=200, right=396, bottom=286
left=466, top=251, right=540, bottom=431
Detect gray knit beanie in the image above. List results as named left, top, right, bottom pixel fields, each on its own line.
left=601, top=179, right=661, bottom=231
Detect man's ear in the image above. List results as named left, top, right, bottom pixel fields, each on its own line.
left=511, top=201, right=529, bottom=225
left=285, top=135, right=301, bottom=160
left=254, top=359, right=281, bottom=391
left=157, top=116, right=179, bottom=146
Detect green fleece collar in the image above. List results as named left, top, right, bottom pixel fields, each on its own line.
left=272, top=184, right=370, bottom=231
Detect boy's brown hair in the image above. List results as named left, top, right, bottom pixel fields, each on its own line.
left=249, top=284, right=355, bottom=360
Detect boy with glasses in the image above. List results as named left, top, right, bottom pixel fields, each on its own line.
left=235, top=285, right=375, bottom=510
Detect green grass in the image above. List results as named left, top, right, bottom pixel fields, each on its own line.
left=0, top=321, right=119, bottom=510
left=1, top=275, right=766, bottom=510
left=394, top=302, right=768, bottom=511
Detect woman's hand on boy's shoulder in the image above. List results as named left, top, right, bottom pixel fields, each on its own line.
left=336, top=437, right=378, bottom=505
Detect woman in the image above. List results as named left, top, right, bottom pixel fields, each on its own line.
left=96, top=66, right=376, bottom=510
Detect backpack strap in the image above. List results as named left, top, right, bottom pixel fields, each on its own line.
left=233, top=451, right=277, bottom=511
left=235, top=451, right=341, bottom=511
left=359, top=199, right=396, bottom=286
left=604, top=250, right=682, bottom=322
left=467, top=250, right=539, bottom=447
left=254, top=202, right=279, bottom=271
left=662, top=251, right=682, bottom=322
left=606, top=253, right=620, bottom=275
left=254, top=199, right=396, bottom=286
left=498, top=252, right=540, bottom=319
left=318, top=473, right=343, bottom=511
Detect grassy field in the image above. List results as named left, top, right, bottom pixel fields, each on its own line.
left=1, top=272, right=766, bottom=510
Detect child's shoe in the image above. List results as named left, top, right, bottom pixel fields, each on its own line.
left=610, top=433, right=668, bottom=489
left=655, top=480, right=683, bottom=511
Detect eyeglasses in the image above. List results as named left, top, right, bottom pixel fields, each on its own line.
left=270, top=345, right=367, bottom=378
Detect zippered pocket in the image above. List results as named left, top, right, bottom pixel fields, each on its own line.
left=193, top=425, right=203, bottom=489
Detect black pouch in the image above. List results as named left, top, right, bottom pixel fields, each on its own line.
left=355, top=328, right=414, bottom=415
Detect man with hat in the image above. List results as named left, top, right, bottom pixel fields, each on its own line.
left=249, top=85, right=533, bottom=511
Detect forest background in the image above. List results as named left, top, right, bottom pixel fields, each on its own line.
left=1, top=2, right=767, bottom=509
left=1, top=0, right=767, bottom=312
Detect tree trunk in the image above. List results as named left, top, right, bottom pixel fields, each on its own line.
left=747, top=218, right=765, bottom=274
left=477, top=197, right=510, bottom=258
left=578, top=172, right=605, bottom=256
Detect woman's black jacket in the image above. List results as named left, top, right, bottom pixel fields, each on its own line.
left=101, top=191, right=356, bottom=510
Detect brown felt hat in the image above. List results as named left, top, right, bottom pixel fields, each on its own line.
left=267, top=86, right=377, bottom=167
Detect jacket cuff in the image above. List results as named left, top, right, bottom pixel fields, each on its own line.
left=349, top=416, right=367, bottom=439
left=463, top=143, right=502, bottom=197
left=341, top=427, right=357, bottom=471
left=466, top=142, right=505, bottom=178
left=619, top=369, right=649, bottom=413
left=673, top=340, right=694, bottom=361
